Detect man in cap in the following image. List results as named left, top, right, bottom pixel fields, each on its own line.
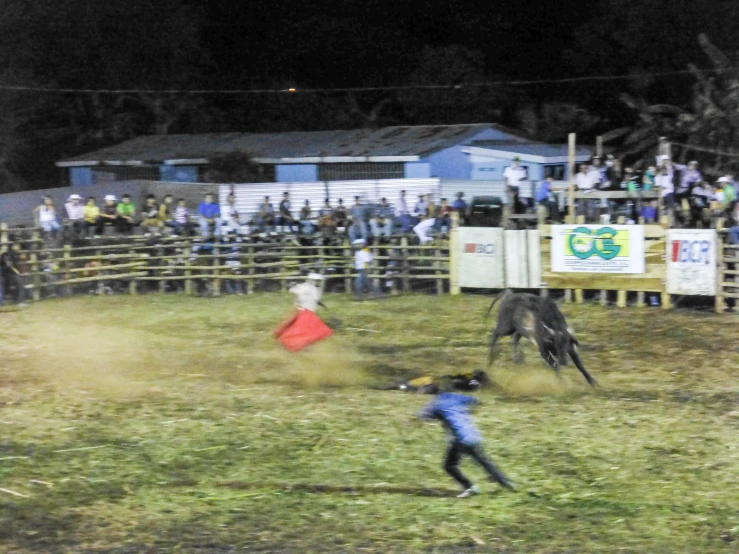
left=288, top=272, right=326, bottom=312
left=353, top=238, right=376, bottom=298
left=348, top=196, right=368, bottom=242
left=99, top=194, right=120, bottom=234
left=64, top=194, right=85, bottom=237
left=503, top=156, right=527, bottom=214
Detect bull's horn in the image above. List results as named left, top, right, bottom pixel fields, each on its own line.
left=542, top=323, right=555, bottom=335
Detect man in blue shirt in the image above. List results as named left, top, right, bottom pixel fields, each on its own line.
left=348, top=196, right=368, bottom=242
left=417, top=392, right=516, bottom=497
left=536, top=177, right=560, bottom=223
left=198, top=193, right=222, bottom=238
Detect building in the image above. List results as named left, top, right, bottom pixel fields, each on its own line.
left=56, top=124, right=591, bottom=188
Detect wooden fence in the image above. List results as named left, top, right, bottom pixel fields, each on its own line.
left=0, top=224, right=450, bottom=299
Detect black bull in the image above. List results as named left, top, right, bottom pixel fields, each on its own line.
left=486, top=290, right=597, bottom=387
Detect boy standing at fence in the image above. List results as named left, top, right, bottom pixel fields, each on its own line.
left=416, top=392, right=516, bottom=498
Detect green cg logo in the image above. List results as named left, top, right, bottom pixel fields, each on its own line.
left=568, top=226, right=621, bottom=260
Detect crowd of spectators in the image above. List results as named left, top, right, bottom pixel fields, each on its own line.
left=540, top=154, right=739, bottom=231
left=39, top=189, right=463, bottom=246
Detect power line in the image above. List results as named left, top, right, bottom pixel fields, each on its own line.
left=672, top=142, right=739, bottom=159
left=0, top=68, right=731, bottom=95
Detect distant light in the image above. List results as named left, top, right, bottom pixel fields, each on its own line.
left=288, top=88, right=296, bottom=93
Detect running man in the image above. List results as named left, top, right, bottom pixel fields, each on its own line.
left=416, top=392, right=516, bottom=497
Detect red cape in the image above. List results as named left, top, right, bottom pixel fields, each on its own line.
left=273, top=310, right=333, bottom=352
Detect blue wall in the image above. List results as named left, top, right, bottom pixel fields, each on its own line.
left=424, top=146, right=472, bottom=179
left=404, top=162, right=431, bottom=178
left=276, top=164, right=318, bottom=182
left=159, top=165, right=199, bottom=183
left=70, top=167, right=93, bottom=186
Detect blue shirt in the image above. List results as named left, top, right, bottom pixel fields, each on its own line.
left=536, top=181, right=552, bottom=203
left=452, top=199, right=467, bottom=211
left=198, top=201, right=220, bottom=219
left=417, top=393, right=482, bottom=445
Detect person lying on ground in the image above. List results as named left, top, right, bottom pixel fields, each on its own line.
left=416, top=392, right=516, bottom=498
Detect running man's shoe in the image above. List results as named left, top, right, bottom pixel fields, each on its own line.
left=457, top=485, right=481, bottom=498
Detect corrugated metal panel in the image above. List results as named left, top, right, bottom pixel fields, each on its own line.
left=505, top=231, right=529, bottom=288
left=376, top=178, right=440, bottom=205
left=440, top=180, right=508, bottom=203
left=328, top=180, right=380, bottom=205
left=527, top=230, right=542, bottom=288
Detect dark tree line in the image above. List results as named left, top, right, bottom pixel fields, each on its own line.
left=0, top=0, right=737, bottom=191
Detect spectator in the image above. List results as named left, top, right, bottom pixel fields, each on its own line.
left=655, top=165, right=674, bottom=212
left=198, top=193, right=222, bottom=238
left=141, top=194, right=160, bottom=234
left=158, top=194, right=176, bottom=231
left=370, top=197, right=393, bottom=238
left=503, top=156, right=527, bottom=214
left=728, top=201, right=739, bottom=245
left=257, top=196, right=275, bottom=232
left=536, top=176, right=559, bottom=223
left=718, top=177, right=737, bottom=211
left=426, top=195, right=436, bottom=219
left=642, top=165, right=656, bottom=191
left=99, top=195, right=120, bottom=234
left=413, top=211, right=436, bottom=244
left=117, top=194, right=136, bottom=234
left=0, top=242, right=26, bottom=306
left=318, top=198, right=336, bottom=235
left=394, top=189, right=411, bottom=232
left=64, top=194, right=85, bottom=236
left=675, top=160, right=702, bottom=205
left=222, top=193, right=240, bottom=235
left=641, top=200, right=658, bottom=223
left=174, top=198, right=192, bottom=236
left=353, top=238, right=376, bottom=298
left=690, top=181, right=712, bottom=227
left=34, top=195, right=61, bottom=237
left=575, top=163, right=595, bottom=219
left=333, top=198, right=348, bottom=229
left=83, top=196, right=102, bottom=236
left=452, top=191, right=468, bottom=223
left=278, top=191, right=298, bottom=233
left=223, top=237, right=244, bottom=295
left=413, top=194, right=428, bottom=221
left=299, top=200, right=314, bottom=235
left=435, top=198, right=453, bottom=234
left=348, top=196, right=368, bottom=242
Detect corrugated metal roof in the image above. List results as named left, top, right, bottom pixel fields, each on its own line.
left=470, top=140, right=592, bottom=157
left=58, top=124, right=513, bottom=165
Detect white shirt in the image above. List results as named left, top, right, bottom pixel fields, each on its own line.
left=394, top=197, right=408, bottom=217
left=289, top=282, right=322, bottom=312
left=655, top=174, right=673, bottom=196
left=503, top=165, right=527, bottom=188
left=38, top=205, right=57, bottom=222
left=355, top=249, right=373, bottom=270
left=587, top=168, right=602, bottom=188
left=222, top=203, right=239, bottom=223
left=65, top=202, right=84, bottom=220
left=575, top=172, right=594, bottom=191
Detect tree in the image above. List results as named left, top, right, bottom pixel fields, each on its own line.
left=203, top=152, right=265, bottom=184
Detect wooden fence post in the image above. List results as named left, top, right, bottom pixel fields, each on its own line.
left=96, top=249, right=104, bottom=295
left=344, top=239, right=352, bottom=294
left=401, top=236, right=410, bottom=293
left=129, top=248, right=138, bottom=296
left=182, top=238, right=191, bottom=295
left=30, top=230, right=41, bottom=301
left=247, top=244, right=255, bottom=294
left=449, top=212, right=460, bottom=295
left=63, top=244, right=72, bottom=297
left=158, top=244, right=166, bottom=293
left=566, top=133, right=576, bottom=224
left=715, top=219, right=725, bottom=313
left=0, top=223, right=8, bottom=254
left=435, top=244, right=443, bottom=295
left=212, top=242, right=221, bottom=297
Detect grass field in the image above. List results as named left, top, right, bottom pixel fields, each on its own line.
left=1, top=293, right=739, bottom=553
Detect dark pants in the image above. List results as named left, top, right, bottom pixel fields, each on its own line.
left=443, top=441, right=509, bottom=489
left=2, top=271, right=25, bottom=303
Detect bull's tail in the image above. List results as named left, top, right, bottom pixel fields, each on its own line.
left=485, top=289, right=512, bottom=320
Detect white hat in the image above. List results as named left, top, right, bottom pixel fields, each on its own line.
left=68, top=194, right=82, bottom=200
left=718, top=176, right=730, bottom=183
left=104, top=194, right=117, bottom=201
left=352, top=239, right=366, bottom=245
left=661, top=155, right=670, bottom=161
left=307, top=272, right=324, bottom=281
left=688, top=160, right=698, bottom=165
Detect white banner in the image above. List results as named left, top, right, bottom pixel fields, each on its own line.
left=666, top=229, right=717, bottom=295
left=551, top=225, right=645, bottom=274
left=505, top=230, right=542, bottom=288
left=456, top=227, right=505, bottom=288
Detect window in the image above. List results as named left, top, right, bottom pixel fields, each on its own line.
left=318, top=163, right=404, bottom=181
left=543, top=164, right=566, bottom=180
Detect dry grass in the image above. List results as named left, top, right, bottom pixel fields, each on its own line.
left=1, top=293, right=738, bottom=553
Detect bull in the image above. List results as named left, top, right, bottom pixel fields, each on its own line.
left=485, top=290, right=597, bottom=387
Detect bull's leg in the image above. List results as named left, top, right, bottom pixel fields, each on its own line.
left=487, top=329, right=504, bottom=367
left=511, top=333, right=524, bottom=364
left=569, top=347, right=597, bottom=387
